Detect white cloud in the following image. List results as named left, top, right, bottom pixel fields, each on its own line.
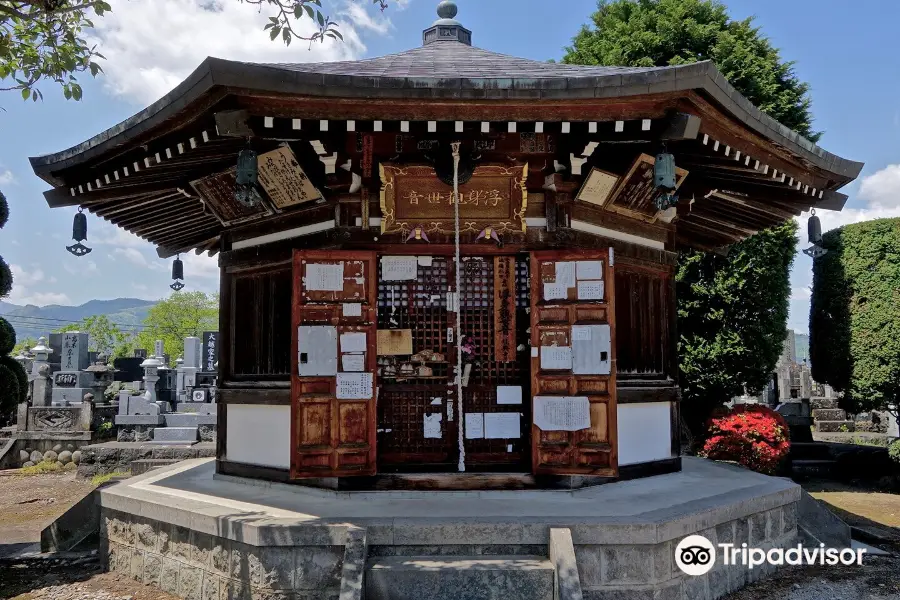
left=63, top=260, right=99, bottom=276
left=857, top=164, right=900, bottom=209
left=90, top=0, right=371, bottom=103
left=0, top=169, right=14, bottom=185
left=790, top=286, right=811, bottom=301
left=181, top=252, right=219, bottom=280
left=112, top=247, right=166, bottom=271
left=341, top=2, right=391, bottom=34
left=6, top=264, right=71, bottom=306
left=92, top=221, right=151, bottom=248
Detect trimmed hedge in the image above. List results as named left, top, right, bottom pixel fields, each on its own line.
left=811, top=218, right=900, bottom=414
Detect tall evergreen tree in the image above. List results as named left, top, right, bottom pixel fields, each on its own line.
left=0, top=189, right=28, bottom=424
left=563, top=0, right=810, bottom=431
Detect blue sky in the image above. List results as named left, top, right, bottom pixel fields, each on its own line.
left=1, top=0, right=898, bottom=336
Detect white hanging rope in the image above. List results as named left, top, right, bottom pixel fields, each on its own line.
left=452, top=141, right=466, bottom=473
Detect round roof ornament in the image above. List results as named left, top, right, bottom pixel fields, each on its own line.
left=437, top=1, right=458, bottom=20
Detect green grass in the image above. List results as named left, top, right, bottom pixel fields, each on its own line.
left=18, top=460, right=62, bottom=475
left=91, top=471, right=131, bottom=486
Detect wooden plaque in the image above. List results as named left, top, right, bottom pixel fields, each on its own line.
left=602, top=154, right=688, bottom=223
left=257, top=145, right=322, bottom=209
left=380, top=164, right=528, bottom=236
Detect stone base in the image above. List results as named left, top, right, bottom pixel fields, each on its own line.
left=76, top=442, right=216, bottom=479
left=117, top=425, right=158, bottom=443
left=97, top=457, right=801, bottom=600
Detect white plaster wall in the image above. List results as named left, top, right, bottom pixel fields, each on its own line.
left=226, top=405, right=291, bottom=469
left=617, top=402, right=673, bottom=466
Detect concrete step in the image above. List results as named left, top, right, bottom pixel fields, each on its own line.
left=810, top=397, right=839, bottom=410
left=790, top=442, right=833, bottom=461
left=815, top=420, right=855, bottom=433
left=152, top=427, right=198, bottom=443
left=163, top=413, right=217, bottom=427
left=812, top=408, right=846, bottom=421
left=365, top=556, right=555, bottom=600
left=130, top=458, right=181, bottom=475
left=791, top=459, right=836, bottom=478
left=175, top=402, right=217, bottom=415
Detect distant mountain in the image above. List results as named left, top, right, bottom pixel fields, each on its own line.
left=0, top=298, right=157, bottom=342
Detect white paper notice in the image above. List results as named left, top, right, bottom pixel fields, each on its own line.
left=340, top=332, right=368, bottom=353
left=555, top=261, right=576, bottom=288
left=430, top=397, right=443, bottom=406
left=336, top=373, right=373, bottom=399
left=417, top=256, right=434, bottom=267
left=497, top=386, right=523, bottom=405
left=541, top=346, right=572, bottom=370
left=576, top=260, right=604, bottom=280
left=305, top=263, right=344, bottom=292
left=424, top=413, right=443, bottom=439
left=342, top=303, right=362, bottom=317
left=533, top=396, right=591, bottom=431
left=578, top=281, right=605, bottom=301
left=381, top=256, right=418, bottom=281
left=341, top=354, right=365, bottom=372
left=571, top=326, right=592, bottom=341
left=485, top=413, right=521, bottom=439
left=531, top=346, right=539, bottom=358
left=543, top=283, right=568, bottom=301
left=465, top=413, right=485, bottom=439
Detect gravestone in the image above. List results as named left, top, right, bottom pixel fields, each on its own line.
left=48, top=333, right=63, bottom=372
left=176, top=337, right=202, bottom=403
left=51, top=332, right=93, bottom=406
left=113, top=357, right=144, bottom=382
left=134, top=348, right=147, bottom=359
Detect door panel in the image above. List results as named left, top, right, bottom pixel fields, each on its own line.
left=291, top=250, right=378, bottom=478
left=530, top=249, right=618, bottom=476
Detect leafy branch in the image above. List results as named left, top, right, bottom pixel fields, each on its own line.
left=245, top=0, right=388, bottom=47
left=0, top=0, right=109, bottom=100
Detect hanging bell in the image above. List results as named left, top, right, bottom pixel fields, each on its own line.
left=66, top=208, right=92, bottom=257
left=234, top=143, right=259, bottom=208
left=170, top=255, right=185, bottom=291
left=808, top=210, right=823, bottom=244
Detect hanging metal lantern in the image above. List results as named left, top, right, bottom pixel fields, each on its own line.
left=170, top=255, right=185, bottom=291
left=654, top=153, right=677, bottom=191
left=66, top=207, right=92, bottom=256
left=234, top=143, right=259, bottom=207
left=808, top=210, right=823, bottom=244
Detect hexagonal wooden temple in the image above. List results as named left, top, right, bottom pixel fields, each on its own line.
left=30, top=3, right=861, bottom=489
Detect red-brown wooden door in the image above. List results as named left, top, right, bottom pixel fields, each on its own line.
left=291, top=250, right=378, bottom=478
left=530, top=249, right=618, bottom=476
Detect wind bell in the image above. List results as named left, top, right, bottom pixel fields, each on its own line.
left=66, top=207, right=92, bottom=256
left=234, top=141, right=259, bottom=208
left=802, top=209, right=828, bottom=259
left=170, top=254, right=185, bottom=291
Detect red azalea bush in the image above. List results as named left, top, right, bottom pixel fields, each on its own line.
left=700, top=405, right=790, bottom=474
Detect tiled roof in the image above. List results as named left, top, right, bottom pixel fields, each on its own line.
left=256, top=42, right=659, bottom=80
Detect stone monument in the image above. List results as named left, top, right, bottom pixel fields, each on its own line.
left=51, top=331, right=93, bottom=406
left=29, top=337, right=54, bottom=407
left=176, top=336, right=202, bottom=403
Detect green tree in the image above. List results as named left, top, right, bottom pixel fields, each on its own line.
left=11, top=335, right=36, bottom=356
left=563, top=0, right=819, bottom=140
left=564, top=0, right=812, bottom=431
left=810, top=218, right=900, bottom=422
left=677, top=221, right=797, bottom=428
left=135, top=291, right=219, bottom=359
left=1, top=0, right=389, bottom=101
left=55, top=314, right=130, bottom=359
left=0, top=189, right=27, bottom=423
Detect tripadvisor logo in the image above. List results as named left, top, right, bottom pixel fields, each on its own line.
left=675, top=534, right=867, bottom=576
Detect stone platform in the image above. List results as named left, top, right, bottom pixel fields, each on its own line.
left=97, top=457, right=800, bottom=600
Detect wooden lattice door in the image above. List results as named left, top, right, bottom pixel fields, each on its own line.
left=375, top=253, right=531, bottom=472
left=530, top=249, right=618, bottom=476
left=291, top=250, right=378, bottom=478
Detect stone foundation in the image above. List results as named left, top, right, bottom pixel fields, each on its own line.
left=117, top=425, right=156, bottom=443
left=76, top=442, right=216, bottom=479
left=96, top=458, right=802, bottom=600
left=102, top=510, right=344, bottom=600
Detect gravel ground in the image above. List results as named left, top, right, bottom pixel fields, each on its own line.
left=0, top=551, right=179, bottom=600
left=723, top=553, right=900, bottom=600
left=0, top=470, right=94, bottom=558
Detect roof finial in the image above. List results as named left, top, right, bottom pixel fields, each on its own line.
left=424, top=0, right=471, bottom=46
left=437, top=1, right=457, bottom=20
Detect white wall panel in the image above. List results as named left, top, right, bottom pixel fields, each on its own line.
left=617, top=402, right=673, bottom=466
left=226, top=405, right=291, bottom=469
